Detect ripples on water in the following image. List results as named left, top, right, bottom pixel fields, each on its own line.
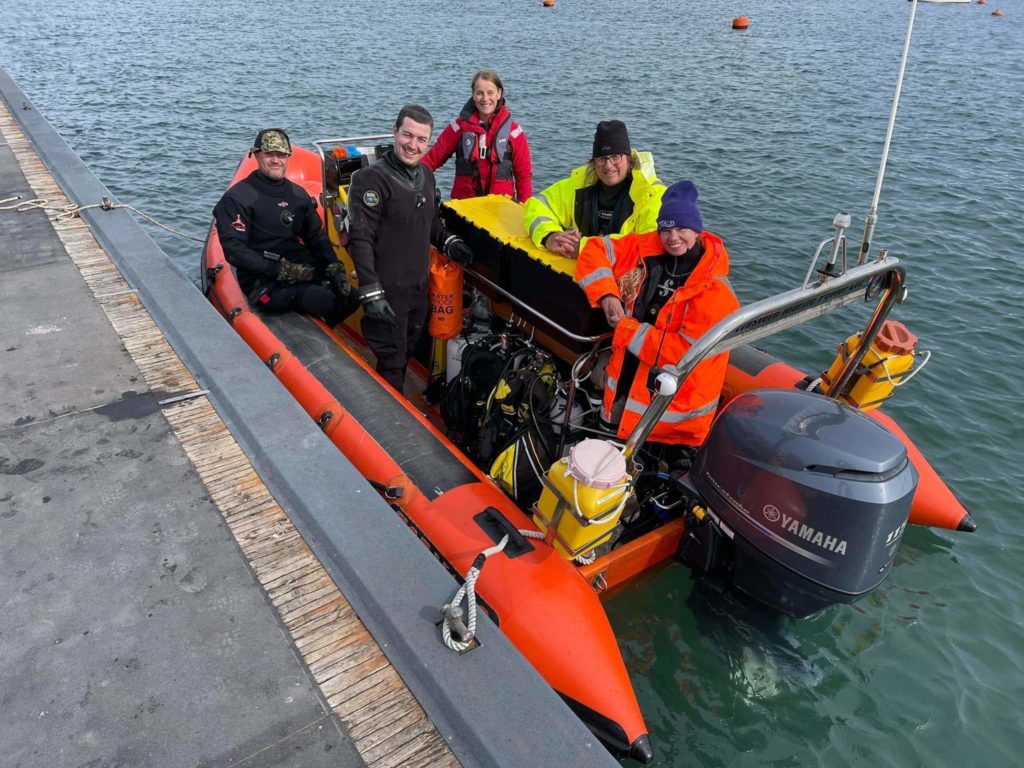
left=3, top=0, right=1022, bottom=765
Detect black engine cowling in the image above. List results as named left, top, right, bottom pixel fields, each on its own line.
left=687, top=388, right=917, bottom=617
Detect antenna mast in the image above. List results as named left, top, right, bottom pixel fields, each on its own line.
left=858, top=0, right=920, bottom=264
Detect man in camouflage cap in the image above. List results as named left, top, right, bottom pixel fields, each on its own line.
left=213, top=128, right=356, bottom=321
left=254, top=128, right=292, bottom=155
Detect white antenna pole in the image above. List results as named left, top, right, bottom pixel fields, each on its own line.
left=858, top=0, right=920, bottom=264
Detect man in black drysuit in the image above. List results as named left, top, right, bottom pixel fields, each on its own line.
left=213, top=128, right=356, bottom=322
left=347, top=104, right=474, bottom=393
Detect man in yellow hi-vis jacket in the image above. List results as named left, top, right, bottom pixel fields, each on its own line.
left=523, top=120, right=666, bottom=258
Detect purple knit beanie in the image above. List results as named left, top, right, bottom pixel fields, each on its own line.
left=657, top=180, right=703, bottom=232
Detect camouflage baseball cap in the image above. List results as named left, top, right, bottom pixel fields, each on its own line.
left=253, top=128, right=292, bottom=155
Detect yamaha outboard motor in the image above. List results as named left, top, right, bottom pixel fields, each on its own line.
left=683, top=388, right=917, bottom=617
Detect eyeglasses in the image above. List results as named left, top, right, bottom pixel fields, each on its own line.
left=595, top=154, right=626, bottom=167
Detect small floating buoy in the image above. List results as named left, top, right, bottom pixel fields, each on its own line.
left=732, top=16, right=749, bottom=30
left=543, top=0, right=554, bottom=6
left=978, top=0, right=986, bottom=4
left=992, top=8, right=1003, bottom=15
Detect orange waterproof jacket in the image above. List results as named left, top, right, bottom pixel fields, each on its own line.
left=576, top=230, right=739, bottom=445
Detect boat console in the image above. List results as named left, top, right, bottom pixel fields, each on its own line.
left=442, top=195, right=610, bottom=350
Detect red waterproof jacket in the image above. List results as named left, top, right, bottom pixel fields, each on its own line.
left=576, top=230, right=740, bottom=445
left=423, top=99, right=532, bottom=201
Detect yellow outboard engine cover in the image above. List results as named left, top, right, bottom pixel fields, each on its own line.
left=534, top=439, right=631, bottom=560
left=822, top=320, right=917, bottom=411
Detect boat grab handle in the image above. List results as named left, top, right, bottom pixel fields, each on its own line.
left=623, top=256, right=905, bottom=459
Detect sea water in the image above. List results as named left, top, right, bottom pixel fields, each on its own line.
left=2, top=1, right=1021, bottom=764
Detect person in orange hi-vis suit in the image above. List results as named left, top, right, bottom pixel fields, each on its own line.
left=575, top=180, right=739, bottom=450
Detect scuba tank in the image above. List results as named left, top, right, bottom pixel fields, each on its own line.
left=533, top=439, right=633, bottom=560
left=821, top=320, right=921, bottom=411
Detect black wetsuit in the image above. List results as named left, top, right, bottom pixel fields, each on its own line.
left=347, top=150, right=451, bottom=392
left=575, top=176, right=634, bottom=237
left=213, top=170, right=347, bottom=318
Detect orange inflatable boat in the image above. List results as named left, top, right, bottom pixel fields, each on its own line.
left=203, top=139, right=972, bottom=762
left=203, top=146, right=652, bottom=762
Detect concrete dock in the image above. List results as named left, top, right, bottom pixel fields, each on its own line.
left=0, top=97, right=445, bottom=768
left=0, top=70, right=619, bottom=768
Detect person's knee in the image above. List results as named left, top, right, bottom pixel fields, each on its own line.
left=363, top=318, right=401, bottom=359
left=299, top=285, right=335, bottom=317
left=327, top=292, right=361, bottom=326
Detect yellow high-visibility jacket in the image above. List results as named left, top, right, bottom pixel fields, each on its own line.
left=523, top=150, right=665, bottom=251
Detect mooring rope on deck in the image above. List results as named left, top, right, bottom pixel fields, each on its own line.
left=0, top=194, right=204, bottom=242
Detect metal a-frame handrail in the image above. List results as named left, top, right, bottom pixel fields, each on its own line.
left=621, top=255, right=906, bottom=460
left=312, top=134, right=394, bottom=209
left=464, top=267, right=613, bottom=345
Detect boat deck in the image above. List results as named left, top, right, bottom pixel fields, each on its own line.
left=0, top=98, right=458, bottom=767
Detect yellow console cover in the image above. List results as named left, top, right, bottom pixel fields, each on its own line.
left=444, top=195, right=578, bottom=279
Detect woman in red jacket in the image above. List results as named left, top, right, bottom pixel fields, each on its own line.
left=423, top=70, right=533, bottom=201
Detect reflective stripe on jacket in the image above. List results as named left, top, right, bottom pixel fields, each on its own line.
left=422, top=100, right=532, bottom=201
left=575, top=230, right=740, bottom=445
left=523, top=150, right=665, bottom=251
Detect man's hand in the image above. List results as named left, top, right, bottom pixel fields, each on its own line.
left=358, top=282, right=397, bottom=324
left=600, top=295, right=626, bottom=328
left=544, top=228, right=581, bottom=257
left=444, top=236, right=474, bottom=267
left=277, top=259, right=315, bottom=284
left=363, top=298, right=397, bottom=323
left=325, top=262, right=351, bottom=299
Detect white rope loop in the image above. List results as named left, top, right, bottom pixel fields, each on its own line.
left=518, top=525, right=596, bottom=565
left=440, top=570, right=481, bottom=652
left=439, top=525, right=598, bottom=652
left=441, top=534, right=510, bottom=652
left=880, top=349, right=931, bottom=387
left=0, top=195, right=104, bottom=221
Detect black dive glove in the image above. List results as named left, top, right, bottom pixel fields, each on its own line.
left=443, top=236, right=474, bottom=267
left=276, top=258, right=315, bottom=284
left=358, top=282, right=397, bottom=323
left=325, top=262, right=351, bottom=299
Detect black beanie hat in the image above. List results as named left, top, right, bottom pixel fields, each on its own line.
left=592, top=120, right=631, bottom=158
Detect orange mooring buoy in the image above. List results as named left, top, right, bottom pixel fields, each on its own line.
left=543, top=0, right=554, bottom=6
left=732, top=16, right=749, bottom=30
left=992, top=8, right=1003, bottom=16
left=978, top=0, right=986, bottom=4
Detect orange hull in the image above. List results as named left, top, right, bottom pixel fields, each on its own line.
left=724, top=346, right=975, bottom=532
left=203, top=148, right=650, bottom=760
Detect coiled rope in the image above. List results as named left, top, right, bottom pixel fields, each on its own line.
left=0, top=195, right=204, bottom=243
left=440, top=523, right=600, bottom=652
left=441, top=534, right=511, bottom=652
